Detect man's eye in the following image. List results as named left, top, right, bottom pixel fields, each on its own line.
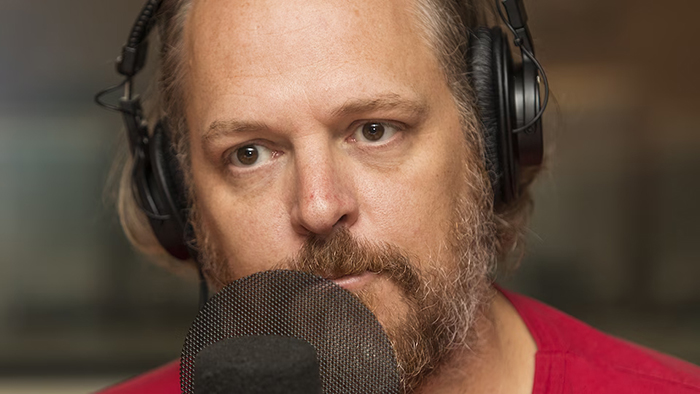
left=228, top=144, right=273, bottom=167
left=354, top=122, right=398, bottom=143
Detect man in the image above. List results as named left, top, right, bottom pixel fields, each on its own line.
left=101, top=0, right=700, bottom=392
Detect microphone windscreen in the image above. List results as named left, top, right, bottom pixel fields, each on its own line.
left=181, top=270, right=400, bottom=394
left=194, top=336, right=321, bottom=394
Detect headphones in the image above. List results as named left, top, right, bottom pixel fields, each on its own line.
left=469, top=0, right=549, bottom=206
left=96, top=0, right=548, bottom=264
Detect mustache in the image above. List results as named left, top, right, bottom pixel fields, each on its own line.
left=284, top=228, right=420, bottom=294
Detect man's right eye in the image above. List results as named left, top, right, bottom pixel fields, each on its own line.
left=228, top=144, right=273, bottom=167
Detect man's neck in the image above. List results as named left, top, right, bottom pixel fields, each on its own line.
left=415, top=290, right=537, bottom=394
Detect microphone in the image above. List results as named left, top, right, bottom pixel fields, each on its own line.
left=181, top=270, right=400, bottom=394
left=195, top=336, right=322, bottom=394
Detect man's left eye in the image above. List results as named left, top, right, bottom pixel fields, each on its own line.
left=354, top=122, right=398, bottom=143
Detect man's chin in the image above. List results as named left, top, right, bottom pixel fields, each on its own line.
left=349, top=275, right=413, bottom=337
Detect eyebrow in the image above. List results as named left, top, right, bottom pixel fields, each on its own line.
left=331, top=93, right=428, bottom=119
left=203, top=119, right=270, bottom=142
left=202, top=93, right=428, bottom=143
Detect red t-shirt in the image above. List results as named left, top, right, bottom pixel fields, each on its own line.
left=99, top=288, right=700, bottom=393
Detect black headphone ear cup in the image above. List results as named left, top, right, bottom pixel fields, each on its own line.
left=513, top=57, right=544, bottom=167
left=148, top=120, right=191, bottom=260
left=469, top=27, right=516, bottom=206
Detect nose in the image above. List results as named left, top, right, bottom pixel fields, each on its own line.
left=290, top=145, right=358, bottom=238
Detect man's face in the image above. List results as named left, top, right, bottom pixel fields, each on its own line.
left=183, top=0, right=493, bottom=389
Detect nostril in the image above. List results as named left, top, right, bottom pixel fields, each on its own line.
left=337, top=214, right=348, bottom=224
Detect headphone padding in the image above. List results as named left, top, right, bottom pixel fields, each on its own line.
left=149, top=121, right=190, bottom=260
left=469, top=27, right=503, bottom=203
left=154, top=121, right=188, bottom=215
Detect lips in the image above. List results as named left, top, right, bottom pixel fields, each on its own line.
left=328, top=271, right=377, bottom=291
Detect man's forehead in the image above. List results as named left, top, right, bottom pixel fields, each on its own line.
left=183, top=0, right=447, bottom=136
left=188, top=0, right=419, bottom=40
left=185, top=0, right=433, bottom=79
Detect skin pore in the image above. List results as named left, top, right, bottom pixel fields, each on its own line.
left=180, top=0, right=536, bottom=392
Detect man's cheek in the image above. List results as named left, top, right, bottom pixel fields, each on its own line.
left=362, top=179, right=452, bottom=244
left=204, top=205, right=290, bottom=276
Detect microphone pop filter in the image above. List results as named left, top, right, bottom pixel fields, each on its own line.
left=180, top=270, right=400, bottom=394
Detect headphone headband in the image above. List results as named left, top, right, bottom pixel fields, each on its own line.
left=117, top=0, right=162, bottom=78
left=500, top=0, right=533, bottom=52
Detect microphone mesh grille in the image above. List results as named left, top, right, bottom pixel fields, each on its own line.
left=180, top=270, right=400, bottom=393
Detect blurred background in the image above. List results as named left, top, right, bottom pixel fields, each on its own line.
left=0, top=0, right=698, bottom=392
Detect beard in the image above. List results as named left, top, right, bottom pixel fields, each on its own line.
left=191, top=156, right=497, bottom=392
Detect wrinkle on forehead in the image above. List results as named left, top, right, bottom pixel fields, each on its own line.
left=185, top=0, right=433, bottom=79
